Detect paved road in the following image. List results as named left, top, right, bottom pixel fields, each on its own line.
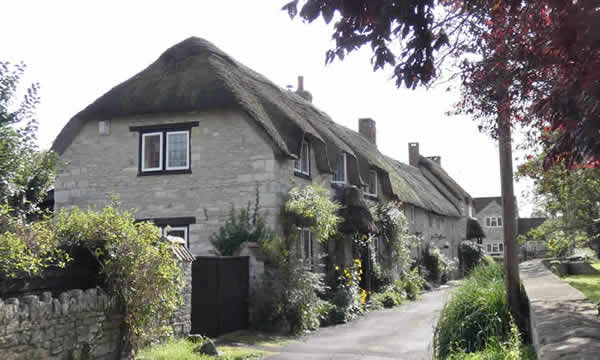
left=266, top=288, right=450, bottom=360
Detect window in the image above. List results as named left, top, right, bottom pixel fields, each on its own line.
left=166, top=131, right=190, bottom=170
left=332, top=153, right=347, bottom=184
left=485, top=216, right=503, bottom=228
left=492, top=243, right=499, bottom=253
left=299, top=228, right=314, bottom=269
left=135, top=216, right=195, bottom=248
left=142, top=132, right=163, bottom=171
left=487, top=244, right=492, bottom=252
left=163, top=226, right=188, bottom=244
left=372, top=236, right=381, bottom=263
left=365, top=170, right=378, bottom=197
left=130, top=121, right=198, bottom=175
left=499, top=243, right=504, bottom=252
left=294, top=140, right=310, bottom=176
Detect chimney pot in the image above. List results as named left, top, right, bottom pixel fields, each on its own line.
left=295, top=75, right=313, bottom=102
left=358, top=118, right=377, bottom=147
left=409, top=142, right=420, bottom=167
left=297, top=76, right=304, bottom=92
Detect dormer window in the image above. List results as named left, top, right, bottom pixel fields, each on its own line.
left=294, top=139, right=310, bottom=177
left=365, top=169, right=378, bottom=197
left=332, top=153, right=347, bottom=184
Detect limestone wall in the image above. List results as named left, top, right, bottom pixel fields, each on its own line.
left=55, top=110, right=282, bottom=255
left=0, top=288, right=122, bottom=360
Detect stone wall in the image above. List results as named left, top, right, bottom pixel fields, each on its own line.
left=0, top=288, right=122, bottom=360
left=0, top=262, right=192, bottom=360
left=55, top=110, right=283, bottom=256
left=521, top=259, right=600, bottom=359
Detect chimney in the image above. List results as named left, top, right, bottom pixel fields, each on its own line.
left=427, top=156, right=441, bottom=166
left=358, top=118, right=377, bottom=147
left=409, top=142, right=420, bottom=167
left=295, top=76, right=313, bottom=102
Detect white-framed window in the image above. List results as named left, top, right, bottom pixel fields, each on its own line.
left=332, top=153, right=347, bottom=184
left=486, top=242, right=505, bottom=254
left=166, top=131, right=190, bottom=170
left=365, top=169, right=378, bottom=197
left=142, top=132, right=163, bottom=171
left=163, top=226, right=188, bottom=244
left=487, top=244, right=492, bottom=252
left=499, top=243, right=504, bottom=252
left=139, top=129, right=191, bottom=174
left=299, top=228, right=314, bottom=270
left=485, top=216, right=503, bottom=228
left=294, top=140, right=310, bottom=176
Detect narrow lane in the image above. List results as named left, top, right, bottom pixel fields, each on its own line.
left=266, top=288, right=450, bottom=360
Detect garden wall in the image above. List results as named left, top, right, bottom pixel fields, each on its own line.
left=0, top=256, right=193, bottom=360
left=0, top=288, right=122, bottom=360
left=521, top=259, right=600, bottom=359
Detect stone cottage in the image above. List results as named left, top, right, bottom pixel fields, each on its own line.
left=472, top=196, right=520, bottom=256
left=52, top=37, right=478, bottom=272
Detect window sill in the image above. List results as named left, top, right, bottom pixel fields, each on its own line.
left=330, top=182, right=347, bottom=189
left=294, top=171, right=312, bottom=180
left=138, top=169, right=192, bottom=176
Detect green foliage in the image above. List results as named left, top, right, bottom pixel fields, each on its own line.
left=325, top=259, right=366, bottom=324
left=518, top=155, right=600, bottom=253
left=370, top=201, right=417, bottom=275
left=370, top=288, right=404, bottom=309
left=285, top=185, right=340, bottom=243
left=421, top=245, right=457, bottom=284
left=371, top=263, right=394, bottom=293
left=0, top=204, right=70, bottom=278
left=0, top=62, right=57, bottom=217
left=396, top=268, right=424, bottom=300
left=137, top=338, right=265, bottom=360
left=458, top=241, right=487, bottom=275
left=521, top=218, right=589, bottom=258
left=54, top=199, right=184, bottom=354
left=210, top=191, right=274, bottom=256
left=434, top=262, right=513, bottom=358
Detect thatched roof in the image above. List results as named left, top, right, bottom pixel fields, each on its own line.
left=52, top=37, right=469, bottom=218
left=335, top=186, right=378, bottom=234
left=467, top=217, right=486, bottom=239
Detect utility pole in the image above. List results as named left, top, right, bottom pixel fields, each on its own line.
left=498, top=105, right=521, bottom=317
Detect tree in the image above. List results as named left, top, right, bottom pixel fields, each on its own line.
left=0, top=62, right=57, bottom=216
left=518, top=153, right=600, bottom=250
left=283, top=0, right=600, bottom=167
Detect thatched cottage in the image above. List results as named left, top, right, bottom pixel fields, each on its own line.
left=52, top=37, right=479, bottom=271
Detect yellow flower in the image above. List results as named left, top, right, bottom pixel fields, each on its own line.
left=335, top=265, right=339, bottom=271
left=360, top=289, right=367, bottom=303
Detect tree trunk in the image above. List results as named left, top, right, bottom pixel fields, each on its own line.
left=498, top=111, right=521, bottom=318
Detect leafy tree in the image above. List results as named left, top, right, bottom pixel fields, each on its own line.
left=518, top=154, right=600, bottom=253
left=0, top=61, right=57, bottom=216
left=283, top=0, right=600, bottom=167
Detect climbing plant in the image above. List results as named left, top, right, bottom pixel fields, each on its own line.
left=285, top=185, right=340, bottom=243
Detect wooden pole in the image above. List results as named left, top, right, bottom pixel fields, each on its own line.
left=498, top=110, right=521, bottom=317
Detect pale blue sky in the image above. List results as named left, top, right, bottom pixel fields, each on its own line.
left=2, top=0, right=534, bottom=214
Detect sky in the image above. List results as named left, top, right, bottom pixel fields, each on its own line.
left=2, top=0, right=535, bottom=215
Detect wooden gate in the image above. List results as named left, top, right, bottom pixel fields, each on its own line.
left=191, top=256, right=249, bottom=337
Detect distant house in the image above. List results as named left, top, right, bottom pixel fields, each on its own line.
left=473, top=197, right=510, bottom=256
left=51, top=37, right=479, bottom=275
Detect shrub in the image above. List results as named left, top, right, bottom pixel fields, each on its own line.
left=420, top=245, right=456, bottom=284
left=55, top=200, right=184, bottom=356
left=370, top=288, right=404, bottom=309
left=434, top=262, right=511, bottom=358
left=0, top=204, right=70, bottom=278
left=285, top=185, right=341, bottom=243
left=458, top=241, right=486, bottom=275
left=326, top=259, right=365, bottom=323
left=210, top=189, right=273, bottom=256
left=396, top=267, right=424, bottom=300
left=371, top=263, right=394, bottom=293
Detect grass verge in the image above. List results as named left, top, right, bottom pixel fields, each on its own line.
left=136, top=338, right=271, bottom=360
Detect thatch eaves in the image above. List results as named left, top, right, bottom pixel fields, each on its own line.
left=52, top=37, right=469, bottom=219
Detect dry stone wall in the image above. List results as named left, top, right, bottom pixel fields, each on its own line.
left=0, top=288, right=122, bottom=360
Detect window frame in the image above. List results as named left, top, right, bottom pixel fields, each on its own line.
left=365, top=169, right=378, bottom=197
left=294, top=139, right=311, bottom=177
left=485, top=216, right=503, bottom=228
left=163, top=225, right=189, bottom=247
left=332, top=153, right=348, bottom=185
left=131, top=122, right=198, bottom=176
left=165, top=130, right=190, bottom=171
left=141, top=132, right=163, bottom=172
left=135, top=216, right=196, bottom=248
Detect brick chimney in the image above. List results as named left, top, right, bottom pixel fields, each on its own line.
left=427, top=156, right=441, bottom=166
left=358, top=118, right=377, bottom=147
left=409, top=142, right=420, bottom=167
left=295, top=76, right=313, bottom=102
